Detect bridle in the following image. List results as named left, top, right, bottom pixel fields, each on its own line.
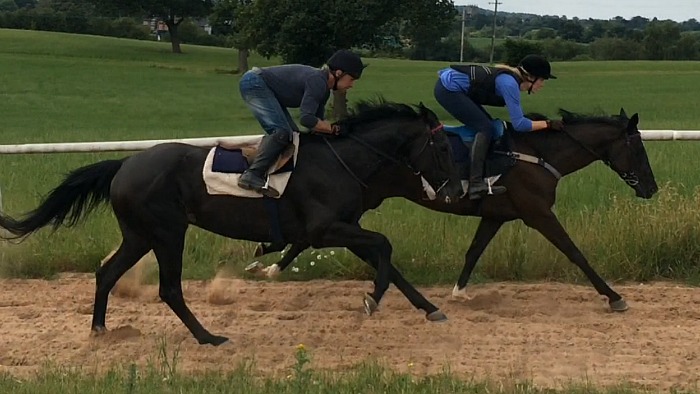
left=559, top=124, right=640, bottom=187
left=322, top=121, right=450, bottom=194
left=495, top=121, right=640, bottom=187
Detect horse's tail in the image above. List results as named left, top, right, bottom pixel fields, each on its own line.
left=0, top=159, right=125, bottom=240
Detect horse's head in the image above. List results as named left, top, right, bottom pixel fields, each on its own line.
left=408, top=102, right=464, bottom=203
left=338, top=99, right=463, bottom=204
left=561, top=108, right=658, bottom=199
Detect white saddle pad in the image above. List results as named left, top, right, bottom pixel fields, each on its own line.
left=202, top=133, right=299, bottom=199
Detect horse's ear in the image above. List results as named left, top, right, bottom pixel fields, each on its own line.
left=619, top=108, right=628, bottom=120
left=625, top=113, right=640, bottom=135
left=417, top=102, right=428, bottom=116
left=628, top=113, right=639, bottom=130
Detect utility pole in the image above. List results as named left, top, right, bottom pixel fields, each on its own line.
left=489, top=0, right=501, bottom=64
left=460, top=7, right=466, bottom=62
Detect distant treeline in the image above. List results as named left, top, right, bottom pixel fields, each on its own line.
left=2, top=0, right=699, bottom=62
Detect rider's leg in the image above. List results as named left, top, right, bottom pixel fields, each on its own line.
left=237, top=69, right=295, bottom=196
left=433, top=79, right=507, bottom=199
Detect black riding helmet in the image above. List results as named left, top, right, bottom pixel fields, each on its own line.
left=518, top=54, right=556, bottom=80
left=327, top=49, right=367, bottom=80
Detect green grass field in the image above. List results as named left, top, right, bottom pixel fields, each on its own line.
left=3, top=27, right=700, bottom=393
left=2, top=28, right=700, bottom=286
left=0, top=342, right=686, bottom=394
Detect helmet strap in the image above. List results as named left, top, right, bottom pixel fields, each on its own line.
left=331, top=70, right=346, bottom=90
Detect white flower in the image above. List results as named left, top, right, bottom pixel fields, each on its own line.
left=292, top=267, right=299, bottom=273
left=330, top=251, right=335, bottom=255
left=310, top=261, right=315, bottom=266
left=316, top=255, right=322, bottom=260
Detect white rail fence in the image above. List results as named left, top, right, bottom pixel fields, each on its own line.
left=0, top=130, right=696, bottom=210
left=0, top=130, right=698, bottom=154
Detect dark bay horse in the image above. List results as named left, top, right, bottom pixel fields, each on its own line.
left=250, top=108, right=658, bottom=312
left=0, top=101, right=464, bottom=346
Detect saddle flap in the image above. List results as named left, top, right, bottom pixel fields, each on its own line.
left=244, top=144, right=295, bottom=174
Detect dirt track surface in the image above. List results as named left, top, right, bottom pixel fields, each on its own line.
left=1, top=273, right=699, bottom=391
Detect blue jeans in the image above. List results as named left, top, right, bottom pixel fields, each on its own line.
left=239, top=69, right=297, bottom=141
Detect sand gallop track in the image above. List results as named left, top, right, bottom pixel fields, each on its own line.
left=1, top=273, right=699, bottom=391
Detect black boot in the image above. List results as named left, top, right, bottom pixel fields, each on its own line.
left=468, top=132, right=506, bottom=200
left=238, top=131, right=290, bottom=197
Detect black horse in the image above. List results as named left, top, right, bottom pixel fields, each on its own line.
left=250, top=108, right=658, bottom=312
left=0, top=100, right=465, bottom=346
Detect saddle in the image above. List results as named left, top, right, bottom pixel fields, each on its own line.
left=202, top=133, right=299, bottom=199
left=443, top=119, right=517, bottom=185
left=211, top=143, right=295, bottom=175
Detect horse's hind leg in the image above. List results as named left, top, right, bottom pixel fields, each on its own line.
left=152, top=228, right=228, bottom=346
left=524, top=212, right=627, bottom=312
left=91, top=228, right=150, bottom=334
left=246, top=242, right=310, bottom=279
left=253, top=242, right=286, bottom=257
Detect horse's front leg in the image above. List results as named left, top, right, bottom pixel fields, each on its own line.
left=452, top=218, right=504, bottom=300
left=309, top=222, right=446, bottom=322
left=523, top=211, right=627, bottom=312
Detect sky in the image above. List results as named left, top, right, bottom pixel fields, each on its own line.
left=453, top=0, right=697, bottom=22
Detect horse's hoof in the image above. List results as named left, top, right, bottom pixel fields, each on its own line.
left=363, top=293, right=378, bottom=316
left=254, top=243, right=265, bottom=257
left=264, top=264, right=281, bottom=279
left=451, top=284, right=472, bottom=301
left=245, top=261, right=264, bottom=275
left=426, top=310, right=448, bottom=322
left=199, top=335, right=229, bottom=346
left=90, top=326, right=107, bottom=337
left=609, top=298, right=628, bottom=312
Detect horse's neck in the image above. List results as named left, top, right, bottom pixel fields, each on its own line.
left=363, top=163, right=420, bottom=209
left=512, top=126, right=606, bottom=177
left=336, top=123, right=411, bottom=176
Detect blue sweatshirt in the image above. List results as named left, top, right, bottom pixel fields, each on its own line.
left=438, top=67, right=533, bottom=132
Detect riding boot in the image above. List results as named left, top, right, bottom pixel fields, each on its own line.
left=468, top=132, right=507, bottom=200
left=238, top=131, right=290, bottom=197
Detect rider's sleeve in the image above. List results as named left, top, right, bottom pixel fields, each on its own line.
left=495, top=74, right=533, bottom=132
left=299, top=75, right=329, bottom=130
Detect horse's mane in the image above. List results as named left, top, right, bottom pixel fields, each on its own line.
left=337, top=97, right=421, bottom=128
left=558, top=109, right=625, bottom=127
left=525, top=112, right=550, bottom=121
left=525, top=109, right=624, bottom=128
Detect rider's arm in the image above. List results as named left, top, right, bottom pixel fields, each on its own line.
left=496, top=75, right=548, bottom=132
left=300, top=78, right=335, bottom=134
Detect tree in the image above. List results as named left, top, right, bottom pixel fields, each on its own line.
left=0, top=0, right=18, bottom=12
left=559, top=20, right=583, bottom=41
left=238, top=0, right=456, bottom=116
left=674, top=33, right=699, bottom=60
left=399, top=0, right=456, bottom=60
left=209, top=0, right=252, bottom=72
left=502, top=39, right=543, bottom=66
left=643, top=20, right=681, bottom=59
left=90, top=0, right=213, bottom=53
left=15, top=0, right=37, bottom=7
left=239, top=0, right=404, bottom=118
left=240, top=0, right=401, bottom=66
